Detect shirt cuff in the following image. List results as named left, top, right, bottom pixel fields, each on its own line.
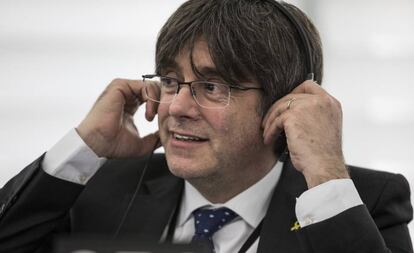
left=42, top=128, right=107, bottom=185
left=295, top=179, right=363, bottom=228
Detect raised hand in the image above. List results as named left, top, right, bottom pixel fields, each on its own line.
left=262, top=80, right=349, bottom=188
left=77, top=78, right=160, bottom=158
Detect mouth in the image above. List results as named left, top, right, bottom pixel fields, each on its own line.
left=172, top=132, right=208, bottom=142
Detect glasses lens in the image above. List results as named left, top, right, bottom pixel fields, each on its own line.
left=143, top=75, right=177, bottom=103
left=192, top=82, right=230, bottom=108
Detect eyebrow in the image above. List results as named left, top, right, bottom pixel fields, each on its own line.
left=159, top=61, right=182, bottom=75
left=196, top=66, right=221, bottom=79
left=160, top=61, right=222, bottom=80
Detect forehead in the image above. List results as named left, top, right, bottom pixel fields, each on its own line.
left=159, top=39, right=256, bottom=86
left=164, top=40, right=216, bottom=75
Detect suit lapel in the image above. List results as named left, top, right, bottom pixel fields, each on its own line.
left=119, top=173, right=184, bottom=240
left=112, top=155, right=309, bottom=250
left=257, top=159, right=308, bottom=253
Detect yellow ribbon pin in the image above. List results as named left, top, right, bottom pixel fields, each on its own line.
left=290, top=221, right=301, bottom=231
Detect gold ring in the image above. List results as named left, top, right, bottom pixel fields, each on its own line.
left=287, top=98, right=296, bottom=110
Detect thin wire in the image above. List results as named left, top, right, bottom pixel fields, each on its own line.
left=112, top=138, right=160, bottom=239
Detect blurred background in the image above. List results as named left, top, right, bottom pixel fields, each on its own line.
left=1, top=0, right=413, bottom=238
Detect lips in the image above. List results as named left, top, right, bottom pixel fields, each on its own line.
left=171, top=131, right=208, bottom=142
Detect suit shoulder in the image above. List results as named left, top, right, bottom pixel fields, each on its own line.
left=348, top=165, right=410, bottom=193
left=348, top=165, right=412, bottom=222
left=88, top=153, right=170, bottom=185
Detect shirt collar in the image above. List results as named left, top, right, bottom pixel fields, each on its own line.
left=177, top=160, right=283, bottom=228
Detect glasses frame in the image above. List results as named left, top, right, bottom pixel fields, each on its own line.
left=142, top=74, right=263, bottom=109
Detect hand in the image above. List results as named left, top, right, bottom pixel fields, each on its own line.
left=262, top=80, right=349, bottom=188
left=77, top=78, right=160, bottom=158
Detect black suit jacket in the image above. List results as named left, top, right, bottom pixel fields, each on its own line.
left=0, top=153, right=412, bottom=253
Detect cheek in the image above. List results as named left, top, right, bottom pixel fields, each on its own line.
left=157, top=103, right=169, bottom=120
left=220, top=107, right=263, bottom=146
left=203, top=110, right=229, bottom=135
left=157, top=104, right=170, bottom=140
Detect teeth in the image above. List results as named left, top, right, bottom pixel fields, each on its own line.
left=174, top=133, right=202, bottom=141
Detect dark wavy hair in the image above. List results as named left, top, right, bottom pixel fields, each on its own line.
left=155, top=0, right=323, bottom=113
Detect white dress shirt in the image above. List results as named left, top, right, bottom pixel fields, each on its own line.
left=42, top=129, right=363, bottom=252
left=171, top=162, right=283, bottom=253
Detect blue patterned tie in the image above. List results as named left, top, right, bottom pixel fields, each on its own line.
left=192, top=207, right=238, bottom=253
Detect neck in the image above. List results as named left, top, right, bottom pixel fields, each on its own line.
left=188, top=152, right=278, bottom=203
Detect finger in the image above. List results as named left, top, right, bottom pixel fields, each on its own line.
left=99, top=79, right=145, bottom=115
left=143, top=82, right=161, bottom=121
left=121, top=79, right=161, bottom=117
left=262, top=93, right=308, bottom=129
left=136, top=131, right=161, bottom=156
left=114, top=79, right=159, bottom=122
left=263, top=113, right=284, bottom=145
left=262, top=96, right=292, bottom=128
left=145, top=99, right=159, bottom=121
left=290, top=80, right=326, bottom=95
left=123, top=79, right=147, bottom=102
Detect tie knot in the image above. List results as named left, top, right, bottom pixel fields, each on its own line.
left=193, top=207, right=238, bottom=238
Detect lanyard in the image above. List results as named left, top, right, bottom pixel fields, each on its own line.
left=237, top=219, right=263, bottom=253
left=165, top=201, right=264, bottom=253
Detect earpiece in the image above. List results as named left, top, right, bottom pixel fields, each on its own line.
left=271, top=1, right=314, bottom=81
left=270, top=1, right=315, bottom=162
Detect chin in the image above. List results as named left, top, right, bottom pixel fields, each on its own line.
left=166, top=154, right=217, bottom=180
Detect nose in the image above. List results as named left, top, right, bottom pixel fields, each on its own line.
left=168, top=85, right=200, bottom=118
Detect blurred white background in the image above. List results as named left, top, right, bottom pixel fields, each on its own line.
left=0, top=0, right=413, bottom=239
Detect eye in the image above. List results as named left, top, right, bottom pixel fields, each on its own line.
left=160, top=77, right=177, bottom=88
left=202, top=82, right=221, bottom=93
left=198, top=82, right=229, bottom=100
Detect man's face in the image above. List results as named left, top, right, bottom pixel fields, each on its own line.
left=157, top=40, right=276, bottom=184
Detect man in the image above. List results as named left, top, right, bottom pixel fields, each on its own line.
left=0, top=0, right=412, bottom=252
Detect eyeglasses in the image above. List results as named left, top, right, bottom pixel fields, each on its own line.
left=142, top=74, right=263, bottom=109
